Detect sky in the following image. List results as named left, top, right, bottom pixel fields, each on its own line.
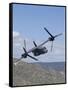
left=13, top=3, right=65, bottom=63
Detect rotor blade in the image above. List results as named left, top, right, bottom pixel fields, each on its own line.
left=24, top=40, right=26, bottom=49
left=27, top=54, right=38, bottom=61
left=44, top=27, right=54, bottom=38
left=54, top=33, right=62, bottom=38
left=23, top=47, right=27, bottom=53
left=51, top=41, right=53, bottom=52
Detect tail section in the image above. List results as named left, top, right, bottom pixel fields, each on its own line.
left=33, top=41, right=37, bottom=47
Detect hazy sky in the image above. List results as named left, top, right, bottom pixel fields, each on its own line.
left=13, top=3, right=65, bottom=62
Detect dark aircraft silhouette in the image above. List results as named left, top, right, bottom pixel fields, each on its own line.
left=15, top=27, right=62, bottom=63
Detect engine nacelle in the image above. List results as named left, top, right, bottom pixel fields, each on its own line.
left=48, top=37, right=54, bottom=41
left=21, top=54, right=27, bottom=58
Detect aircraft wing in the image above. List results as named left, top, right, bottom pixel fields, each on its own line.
left=27, top=39, right=49, bottom=53
left=37, top=39, right=49, bottom=47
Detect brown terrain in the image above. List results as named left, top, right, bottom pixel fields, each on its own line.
left=13, top=58, right=65, bottom=86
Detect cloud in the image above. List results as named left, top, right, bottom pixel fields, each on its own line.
left=13, top=31, right=33, bottom=58
left=38, top=41, right=65, bottom=62
left=13, top=31, right=20, bottom=37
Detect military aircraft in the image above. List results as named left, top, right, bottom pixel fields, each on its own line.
left=15, top=27, right=62, bottom=63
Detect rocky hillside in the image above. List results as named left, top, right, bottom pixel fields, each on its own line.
left=13, top=59, right=65, bottom=86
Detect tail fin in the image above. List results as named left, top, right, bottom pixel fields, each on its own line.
left=33, top=41, right=37, bottom=47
